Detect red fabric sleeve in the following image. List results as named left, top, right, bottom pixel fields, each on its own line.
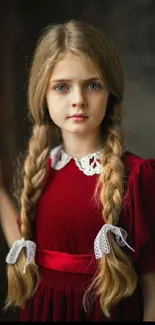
left=128, top=159, right=155, bottom=275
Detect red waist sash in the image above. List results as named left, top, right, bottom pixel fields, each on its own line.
left=36, top=249, right=97, bottom=275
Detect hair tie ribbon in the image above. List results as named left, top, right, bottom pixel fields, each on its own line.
left=6, top=237, right=36, bottom=273
left=94, top=224, right=135, bottom=259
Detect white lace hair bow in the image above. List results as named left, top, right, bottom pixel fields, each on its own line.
left=6, top=237, right=36, bottom=273
left=94, top=224, right=135, bottom=259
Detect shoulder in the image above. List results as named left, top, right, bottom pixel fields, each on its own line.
left=43, top=145, right=63, bottom=188
left=123, top=151, right=155, bottom=182
left=47, top=145, right=63, bottom=169
left=122, top=151, right=155, bottom=208
left=48, top=144, right=62, bottom=167
left=43, top=146, right=60, bottom=188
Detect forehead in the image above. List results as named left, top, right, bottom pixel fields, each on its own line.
left=49, top=51, right=101, bottom=81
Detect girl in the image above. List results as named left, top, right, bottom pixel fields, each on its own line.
left=1, top=19, right=155, bottom=321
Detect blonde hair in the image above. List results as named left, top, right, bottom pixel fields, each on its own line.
left=5, top=20, right=137, bottom=316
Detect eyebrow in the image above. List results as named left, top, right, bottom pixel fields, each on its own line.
left=50, top=77, right=103, bottom=84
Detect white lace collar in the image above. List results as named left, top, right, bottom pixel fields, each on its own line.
left=50, top=145, right=103, bottom=176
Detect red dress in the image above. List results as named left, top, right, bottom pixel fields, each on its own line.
left=20, top=149, right=155, bottom=321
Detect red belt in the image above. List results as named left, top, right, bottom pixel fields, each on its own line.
left=36, top=249, right=97, bottom=275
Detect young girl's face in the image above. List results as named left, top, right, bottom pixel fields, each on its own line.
left=46, top=51, right=109, bottom=137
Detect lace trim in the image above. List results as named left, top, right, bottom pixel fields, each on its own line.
left=6, top=238, right=36, bottom=273
left=94, top=224, right=135, bottom=259
left=50, top=145, right=103, bottom=176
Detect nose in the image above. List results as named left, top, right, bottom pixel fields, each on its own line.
left=71, top=88, right=87, bottom=108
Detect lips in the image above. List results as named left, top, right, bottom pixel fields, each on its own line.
left=69, top=114, right=88, bottom=118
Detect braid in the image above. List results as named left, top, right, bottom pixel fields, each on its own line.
left=21, top=124, right=51, bottom=239
left=5, top=124, right=52, bottom=308
left=84, top=117, right=137, bottom=318
left=100, top=124, right=124, bottom=225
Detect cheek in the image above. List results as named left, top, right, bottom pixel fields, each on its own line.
left=97, top=108, right=107, bottom=122
left=48, top=110, right=63, bottom=129
left=48, top=108, right=62, bottom=122
left=47, top=103, right=67, bottom=127
left=47, top=93, right=68, bottom=112
left=91, top=97, right=108, bottom=123
left=46, top=96, right=60, bottom=117
left=96, top=96, right=108, bottom=114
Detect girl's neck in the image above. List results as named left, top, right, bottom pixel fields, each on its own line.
left=61, top=129, right=103, bottom=158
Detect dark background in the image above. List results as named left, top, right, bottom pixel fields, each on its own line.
left=0, top=0, right=155, bottom=320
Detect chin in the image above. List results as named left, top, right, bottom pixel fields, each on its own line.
left=65, top=129, right=93, bottom=137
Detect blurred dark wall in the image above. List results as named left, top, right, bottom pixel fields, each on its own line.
left=0, top=2, right=18, bottom=320
left=0, top=0, right=155, bottom=320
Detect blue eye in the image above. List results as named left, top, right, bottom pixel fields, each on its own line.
left=87, top=83, right=101, bottom=90
left=55, top=84, right=68, bottom=91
